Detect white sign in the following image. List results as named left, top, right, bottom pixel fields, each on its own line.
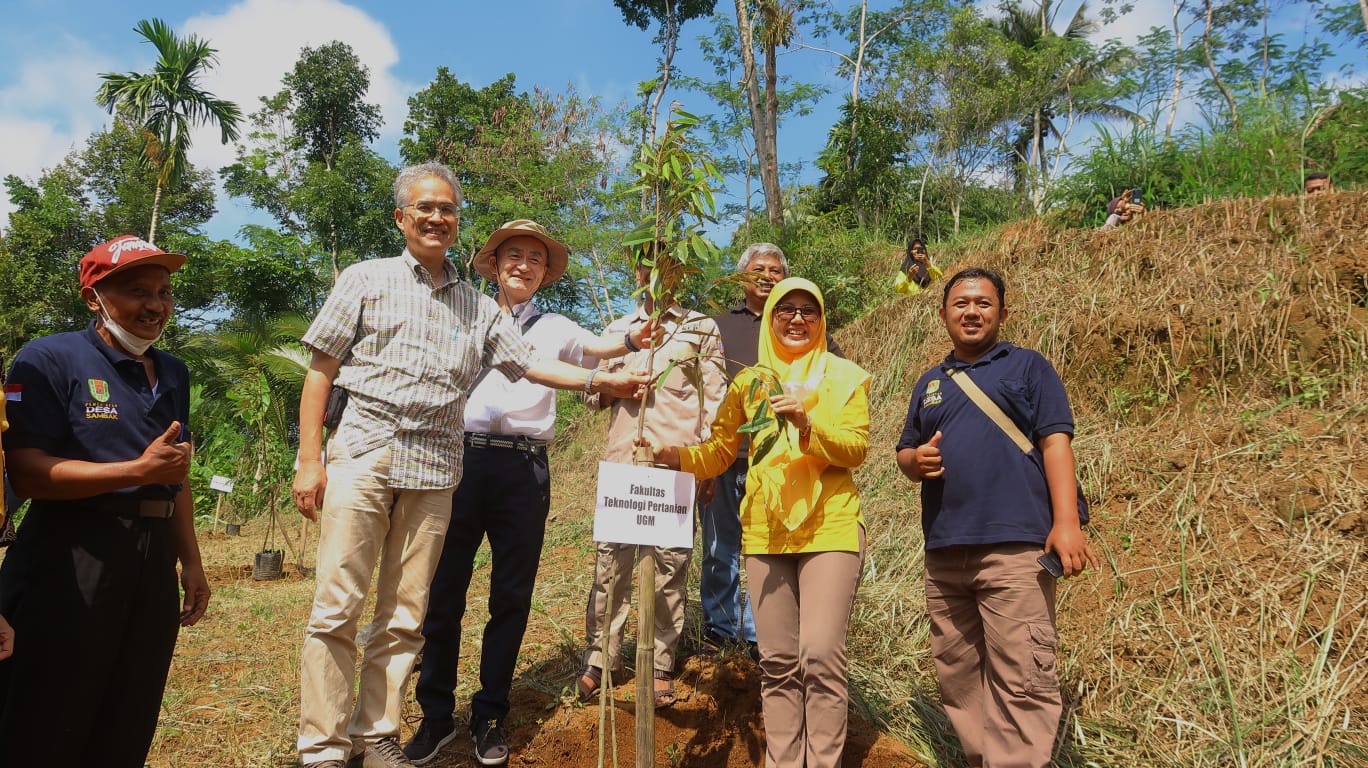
left=593, top=462, right=695, bottom=548
left=210, top=475, right=235, bottom=493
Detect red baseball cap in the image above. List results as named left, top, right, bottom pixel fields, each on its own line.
left=79, top=235, right=186, bottom=289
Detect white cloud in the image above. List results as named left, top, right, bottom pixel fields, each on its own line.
left=0, top=38, right=115, bottom=225
left=182, top=0, right=418, bottom=174
left=0, top=0, right=416, bottom=234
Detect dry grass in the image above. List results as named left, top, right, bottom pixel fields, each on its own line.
left=138, top=192, right=1367, bottom=766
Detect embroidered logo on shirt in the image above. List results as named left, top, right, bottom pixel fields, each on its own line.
left=88, top=378, right=110, bottom=402
left=84, top=402, right=120, bottom=420
left=923, top=378, right=943, bottom=408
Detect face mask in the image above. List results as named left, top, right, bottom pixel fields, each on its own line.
left=93, top=289, right=161, bottom=357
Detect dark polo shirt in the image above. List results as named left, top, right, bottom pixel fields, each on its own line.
left=5, top=322, right=189, bottom=501
left=897, top=342, right=1073, bottom=550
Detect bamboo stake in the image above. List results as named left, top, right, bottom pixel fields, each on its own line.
left=633, top=443, right=656, bottom=768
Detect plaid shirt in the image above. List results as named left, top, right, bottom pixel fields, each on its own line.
left=302, top=251, right=533, bottom=489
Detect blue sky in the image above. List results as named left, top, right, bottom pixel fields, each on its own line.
left=0, top=0, right=1358, bottom=245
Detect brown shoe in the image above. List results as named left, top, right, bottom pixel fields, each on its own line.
left=362, top=736, right=414, bottom=768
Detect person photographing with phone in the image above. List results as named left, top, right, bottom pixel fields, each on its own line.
left=1101, top=187, right=1145, bottom=229
left=895, top=267, right=1098, bottom=768
left=0, top=235, right=208, bottom=766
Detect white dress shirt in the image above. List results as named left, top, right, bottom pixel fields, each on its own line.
left=462, top=300, right=601, bottom=440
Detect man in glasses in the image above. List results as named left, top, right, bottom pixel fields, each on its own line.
left=293, top=165, right=649, bottom=768
left=402, top=220, right=658, bottom=767
left=700, top=243, right=843, bottom=659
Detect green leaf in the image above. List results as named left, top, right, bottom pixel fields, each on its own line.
left=750, top=432, right=779, bottom=463
left=738, top=416, right=775, bottom=435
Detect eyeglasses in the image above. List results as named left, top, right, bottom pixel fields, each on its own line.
left=405, top=202, right=459, bottom=220
left=774, top=304, right=821, bottom=321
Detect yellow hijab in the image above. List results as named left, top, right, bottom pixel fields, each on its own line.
left=752, top=278, right=868, bottom=531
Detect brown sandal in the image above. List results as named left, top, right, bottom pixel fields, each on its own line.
left=652, top=669, right=676, bottom=709
left=576, top=665, right=602, bottom=703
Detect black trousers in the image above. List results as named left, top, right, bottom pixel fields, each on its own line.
left=415, top=444, right=551, bottom=728
left=0, top=504, right=180, bottom=767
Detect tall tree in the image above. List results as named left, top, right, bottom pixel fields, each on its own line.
left=682, top=12, right=823, bottom=235
left=283, top=41, right=382, bottom=171
left=223, top=44, right=397, bottom=280
left=995, top=0, right=1137, bottom=212
left=612, top=0, right=719, bottom=147
left=95, top=17, right=240, bottom=245
left=733, top=0, right=789, bottom=226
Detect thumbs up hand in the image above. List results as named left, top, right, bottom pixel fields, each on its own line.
left=137, top=421, right=192, bottom=485
left=915, top=430, right=945, bottom=479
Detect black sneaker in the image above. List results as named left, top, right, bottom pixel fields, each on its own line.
left=362, top=736, right=414, bottom=768
left=403, top=717, right=458, bottom=765
left=472, top=719, right=509, bottom=766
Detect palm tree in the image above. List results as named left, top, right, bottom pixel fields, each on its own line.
left=996, top=0, right=1138, bottom=211
left=96, top=18, right=241, bottom=244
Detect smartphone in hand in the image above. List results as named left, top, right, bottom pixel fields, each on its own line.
left=1037, top=551, right=1065, bottom=578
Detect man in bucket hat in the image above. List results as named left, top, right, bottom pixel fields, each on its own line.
left=403, top=219, right=657, bottom=766
left=0, top=235, right=208, bottom=766
left=294, top=166, right=648, bottom=768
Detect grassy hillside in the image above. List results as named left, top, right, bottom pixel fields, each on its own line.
left=142, top=192, right=1365, bottom=766
left=839, top=190, right=1368, bottom=766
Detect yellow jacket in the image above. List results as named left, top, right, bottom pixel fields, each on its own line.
left=680, top=367, right=870, bottom=555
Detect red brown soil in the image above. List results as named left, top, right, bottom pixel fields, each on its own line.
left=419, top=653, right=921, bottom=768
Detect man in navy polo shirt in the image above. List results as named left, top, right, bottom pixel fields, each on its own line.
left=0, top=235, right=209, bottom=766
left=896, top=267, right=1097, bottom=768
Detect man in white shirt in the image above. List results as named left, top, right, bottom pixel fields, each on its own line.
left=404, top=220, right=655, bottom=767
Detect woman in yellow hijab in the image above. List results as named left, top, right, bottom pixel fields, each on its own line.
left=651, top=277, right=870, bottom=768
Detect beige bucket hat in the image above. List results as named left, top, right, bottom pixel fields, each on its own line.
left=474, top=219, right=569, bottom=286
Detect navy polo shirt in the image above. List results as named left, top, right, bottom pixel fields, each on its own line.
left=5, top=322, right=190, bottom=501
left=896, top=341, right=1073, bottom=550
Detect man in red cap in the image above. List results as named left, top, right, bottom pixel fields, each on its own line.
left=0, top=235, right=209, bottom=766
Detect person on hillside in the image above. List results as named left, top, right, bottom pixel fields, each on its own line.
left=402, top=220, right=659, bottom=767
left=1101, top=188, right=1145, bottom=229
left=702, top=243, right=845, bottom=658
left=576, top=244, right=726, bottom=709
left=0, top=235, right=209, bottom=766
left=647, top=277, right=871, bottom=768
left=1304, top=172, right=1333, bottom=195
left=895, top=267, right=1099, bottom=768
left=292, top=164, right=648, bottom=768
left=894, top=237, right=944, bottom=296
left=0, top=356, right=11, bottom=662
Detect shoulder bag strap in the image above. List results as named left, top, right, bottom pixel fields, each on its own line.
left=945, top=367, right=1034, bottom=454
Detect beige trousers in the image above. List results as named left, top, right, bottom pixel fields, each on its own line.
left=584, top=542, right=691, bottom=674
left=297, top=444, right=454, bottom=764
left=924, top=543, right=1061, bottom=768
left=746, top=531, right=864, bottom=768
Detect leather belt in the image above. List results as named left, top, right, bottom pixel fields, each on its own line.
left=34, top=497, right=176, bottom=519
left=100, top=498, right=175, bottom=519
left=125, top=499, right=176, bottom=518
left=464, top=432, right=548, bottom=455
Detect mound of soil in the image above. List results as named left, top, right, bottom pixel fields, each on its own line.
left=419, top=653, right=923, bottom=767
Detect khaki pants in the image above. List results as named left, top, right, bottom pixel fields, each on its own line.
left=297, top=444, right=454, bottom=764
left=925, top=543, right=1061, bottom=768
left=584, top=542, right=690, bottom=674
left=745, top=532, right=864, bottom=768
